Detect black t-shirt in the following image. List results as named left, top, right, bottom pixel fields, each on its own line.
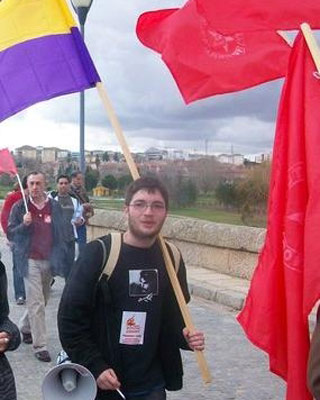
left=108, top=241, right=170, bottom=394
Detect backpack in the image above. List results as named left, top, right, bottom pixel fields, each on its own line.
left=96, top=232, right=181, bottom=281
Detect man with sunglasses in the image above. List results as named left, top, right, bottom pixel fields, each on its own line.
left=58, top=176, right=205, bottom=400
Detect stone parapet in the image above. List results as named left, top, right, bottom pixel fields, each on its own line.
left=87, top=209, right=266, bottom=280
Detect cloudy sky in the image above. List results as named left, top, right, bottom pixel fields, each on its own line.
left=0, top=0, right=287, bottom=156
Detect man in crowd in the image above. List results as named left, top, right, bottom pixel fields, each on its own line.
left=58, top=176, right=205, bottom=400
left=0, top=177, right=27, bottom=304
left=69, top=171, right=94, bottom=252
left=49, top=174, right=84, bottom=278
left=7, top=171, right=67, bottom=362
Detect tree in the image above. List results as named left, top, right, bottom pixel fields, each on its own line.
left=85, top=167, right=99, bottom=191
left=177, top=179, right=198, bottom=207
left=113, top=152, right=120, bottom=162
left=102, top=152, right=109, bottom=162
left=95, top=155, right=101, bottom=170
left=215, top=180, right=238, bottom=209
left=102, top=174, right=118, bottom=190
left=118, top=175, right=133, bottom=191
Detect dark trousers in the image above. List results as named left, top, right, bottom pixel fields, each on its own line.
left=65, top=241, right=75, bottom=280
left=76, top=224, right=87, bottom=254
left=0, top=357, right=17, bottom=400
left=12, top=251, right=26, bottom=300
left=126, top=388, right=166, bottom=400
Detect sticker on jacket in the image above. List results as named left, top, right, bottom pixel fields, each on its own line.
left=119, top=311, right=146, bottom=345
left=129, top=269, right=158, bottom=303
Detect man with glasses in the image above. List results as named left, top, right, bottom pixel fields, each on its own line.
left=58, top=176, right=205, bottom=400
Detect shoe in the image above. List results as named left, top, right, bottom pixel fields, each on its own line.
left=22, top=332, right=33, bottom=344
left=16, top=297, right=25, bottom=305
left=35, top=350, right=51, bottom=362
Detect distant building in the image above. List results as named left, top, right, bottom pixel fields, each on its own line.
left=217, top=153, right=244, bottom=166
left=57, top=149, right=70, bottom=160
left=145, top=147, right=166, bottom=161
left=42, top=147, right=58, bottom=163
left=15, top=145, right=37, bottom=160
left=255, top=153, right=272, bottom=163
left=92, top=185, right=110, bottom=197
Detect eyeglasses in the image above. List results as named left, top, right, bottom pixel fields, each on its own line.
left=129, top=201, right=166, bottom=213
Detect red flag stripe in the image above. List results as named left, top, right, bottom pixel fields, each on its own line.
left=136, top=1, right=291, bottom=103
left=237, top=32, right=320, bottom=400
left=0, top=148, right=17, bottom=176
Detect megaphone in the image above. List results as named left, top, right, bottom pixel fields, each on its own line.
left=42, top=362, right=97, bottom=400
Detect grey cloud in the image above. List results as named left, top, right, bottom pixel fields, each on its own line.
left=37, top=0, right=285, bottom=155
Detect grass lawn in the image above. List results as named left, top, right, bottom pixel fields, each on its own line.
left=168, top=207, right=244, bottom=225
left=91, top=197, right=266, bottom=227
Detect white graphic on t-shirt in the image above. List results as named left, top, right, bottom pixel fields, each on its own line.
left=129, top=269, right=158, bottom=302
left=119, top=311, right=146, bottom=345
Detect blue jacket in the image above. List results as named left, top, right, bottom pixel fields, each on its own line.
left=7, top=197, right=68, bottom=277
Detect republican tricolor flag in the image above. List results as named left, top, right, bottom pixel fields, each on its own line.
left=0, top=0, right=100, bottom=122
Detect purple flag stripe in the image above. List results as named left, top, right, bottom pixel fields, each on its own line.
left=0, top=27, right=100, bottom=122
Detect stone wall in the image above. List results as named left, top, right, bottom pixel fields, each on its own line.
left=87, top=209, right=266, bottom=280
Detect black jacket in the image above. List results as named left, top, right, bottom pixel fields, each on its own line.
left=7, top=197, right=68, bottom=277
left=0, top=261, right=20, bottom=400
left=58, top=235, right=191, bottom=399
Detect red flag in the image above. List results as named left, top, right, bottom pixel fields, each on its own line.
left=136, top=0, right=290, bottom=103
left=237, top=32, right=320, bottom=400
left=196, top=0, right=320, bottom=33
left=0, top=149, right=17, bottom=176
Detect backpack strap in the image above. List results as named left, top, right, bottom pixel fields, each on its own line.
left=97, top=232, right=122, bottom=281
left=165, top=240, right=181, bottom=274
left=97, top=233, right=180, bottom=281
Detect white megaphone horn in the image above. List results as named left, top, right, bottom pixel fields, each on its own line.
left=42, top=352, right=97, bottom=400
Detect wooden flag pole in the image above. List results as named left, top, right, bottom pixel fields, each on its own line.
left=95, top=81, right=212, bottom=384
left=15, top=173, right=28, bottom=213
left=301, top=23, right=320, bottom=73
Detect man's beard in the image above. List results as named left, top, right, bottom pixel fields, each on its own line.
left=128, top=218, right=163, bottom=241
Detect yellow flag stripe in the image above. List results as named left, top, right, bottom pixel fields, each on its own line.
left=0, top=0, right=77, bottom=52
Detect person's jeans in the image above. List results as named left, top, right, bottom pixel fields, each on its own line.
left=12, top=251, right=26, bottom=300
left=76, top=224, right=87, bottom=254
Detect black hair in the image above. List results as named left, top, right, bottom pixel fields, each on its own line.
left=27, top=171, right=45, bottom=180
left=71, top=171, right=82, bottom=179
left=21, top=176, right=28, bottom=189
left=125, top=176, right=169, bottom=209
left=56, top=174, right=71, bottom=183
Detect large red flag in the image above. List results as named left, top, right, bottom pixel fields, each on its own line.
left=196, top=0, right=320, bottom=33
left=136, top=0, right=290, bottom=103
left=237, top=31, right=320, bottom=400
left=0, top=149, right=17, bottom=176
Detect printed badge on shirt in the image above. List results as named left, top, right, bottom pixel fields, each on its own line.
left=129, top=269, right=158, bottom=303
left=44, top=215, right=51, bottom=224
left=119, top=311, right=146, bottom=345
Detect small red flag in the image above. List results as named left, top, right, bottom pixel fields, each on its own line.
left=0, top=148, right=18, bottom=176
left=196, top=0, right=320, bottom=33
left=237, top=32, right=320, bottom=400
left=136, top=0, right=290, bottom=103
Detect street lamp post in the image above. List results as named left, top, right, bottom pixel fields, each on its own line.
left=71, top=0, right=94, bottom=174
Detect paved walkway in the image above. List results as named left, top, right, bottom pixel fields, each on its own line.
left=0, top=234, right=314, bottom=399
